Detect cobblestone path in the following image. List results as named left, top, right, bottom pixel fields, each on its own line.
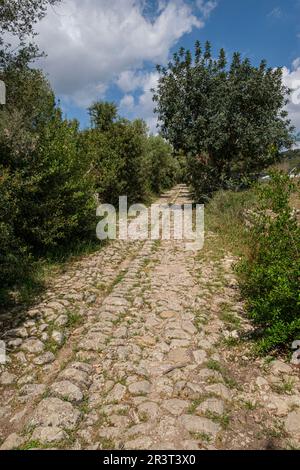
left=1, top=186, right=299, bottom=450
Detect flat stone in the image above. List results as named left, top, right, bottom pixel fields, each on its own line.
left=181, top=440, right=200, bottom=450
left=167, top=348, right=190, bottom=364
left=58, top=367, right=90, bottom=388
left=256, top=376, right=270, bottom=389
left=266, top=395, right=290, bottom=417
left=21, top=339, right=45, bottom=354
left=0, top=371, right=16, bottom=385
left=78, top=333, right=106, bottom=351
left=205, top=383, right=231, bottom=400
left=183, top=382, right=204, bottom=399
left=47, top=301, right=65, bottom=311
left=128, top=380, right=151, bottom=396
left=14, top=352, right=27, bottom=363
left=30, top=398, right=81, bottom=430
left=8, top=327, right=28, bottom=338
left=198, top=338, right=215, bottom=350
left=0, top=433, right=25, bottom=450
left=136, top=335, right=156, bottom=347
left=138, top=402, right=159, bottom=419
left=270, top=360, right=293, bottom=375
left=285, top=411, right=300, bottom=436
left=86, top=294, right=97, bottom=305
left=9, top=409, right=27, bottom=424
left=105, top=297, right=129, bottom=307
left=196, top=398, right=225, bottom=416
left=17, top=375, right=36, bottom=386
left=125, top=437, right=153, bottom=450
left=193, top=350, right=207, bottom=365
left=39, top=324, right=48, bottom=332
left=50, top=380, right=83, bottom=403
left=55, top=315, right=69, bottom=327
left=180, top=415, right=220, bottom=437
left=71, top=362, right=93, bottom=374
left=160, top=311, right=176, bottom=319
left=31, top=426, right=67, bottom=444
left=19, top=383, right=46, bottom=399
left=162, top=399, right=189, bottom=416
left=33, top=352, right=55, bottom=366
left=108, top=383, right=127, bottom=402
left=165, top=329, right=191, bottom=340
left=170, top=339, right=191, bottom=349
left=182, top=321, right=197, bottom=335
left=52, top=331, right=64, bottom=345
left=8, top=338, right=23, bottom=348
left=126, top=422, right=152, bottom=438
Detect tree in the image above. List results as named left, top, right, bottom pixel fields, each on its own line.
left=88, top=101, right=118, bottom=132
left=0, top=0, right=61, bottom=69
left=153, top=41, right=294, bottom=200
left=14, top=110, right=95, bottom=252
left=112, top=118, right=150, bottom=203
left=146, top=135, right=178, bottom=194
left=0, top=0, right=59, bottom=35
left=84, top=102, right=152, bottom=204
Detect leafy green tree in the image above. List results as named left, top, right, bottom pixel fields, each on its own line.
left=0, top=0, right=61, bottom=69
left=79, top=126, right=124, bottom=205
left=112, top=118, right=150, bottom=203
left=0, top=0, right=59, bottom=35
left=146, top=135, right=178, bottom=194
left=83, top=103, right=151, bottom=205
left=0, top=168, right=30, bottom=294
left=14, top=110, right=95, bottom=252
left=154, top=41, right=294, bottom=200
left=88, top=101, right=118, bottom=132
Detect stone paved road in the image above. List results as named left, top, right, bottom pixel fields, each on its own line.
left=0, top=185, right=300, bottom=450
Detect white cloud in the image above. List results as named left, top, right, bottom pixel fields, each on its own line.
left=196, top=0, right=218, bottom=19
left=282, top=62, right=300, bottom=133
left=292, top=57, right=300, bottom=70
left=135, top=71, right=160, bottom=133
left=116, top=70, right=149, bottom=93
left=268, top=7, right=283, bottom=19
left=35, top=0, right=203, bottom=107
left=117, top=70, right=160, bottom=133
left=120, top=94, right=135, bottom=110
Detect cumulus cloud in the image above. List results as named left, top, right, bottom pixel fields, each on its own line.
left=120, top=94, right=135, bottom=110
left=282, top=60, right=300, bottom=135
left=196, top=0, right=218, bottom=19
left=118, top=71, right=160, bottom=133
left=116, top=70, right=151, bottom=94
left=35, top=0, right=203, bottom=106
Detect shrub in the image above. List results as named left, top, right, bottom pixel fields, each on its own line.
left=0, top=168, right=30, bottom=292
left=111, top=118, right=150, bottom=204
left=237, top=172, right=300, bottom=353
left=15, top=110, right=96, bottom=252
left=146, top=135, right=178, bottom=194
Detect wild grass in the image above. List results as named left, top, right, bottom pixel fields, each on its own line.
left=203, top=188, right=257, bottom=258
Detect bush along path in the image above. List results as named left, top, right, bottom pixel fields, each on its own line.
left=0, top=185, right=300, bottom=450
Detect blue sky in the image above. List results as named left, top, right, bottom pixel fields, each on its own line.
left=35, top=0, right=300, bottom=133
